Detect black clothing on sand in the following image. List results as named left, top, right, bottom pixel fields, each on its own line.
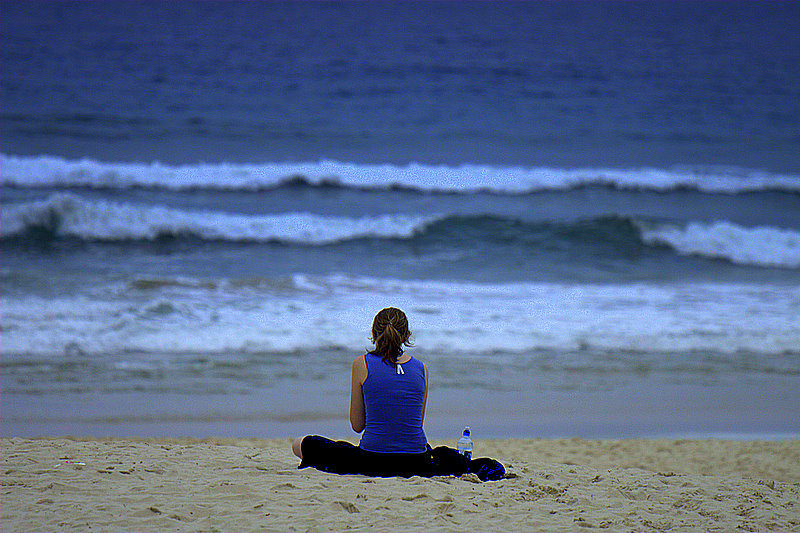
left=298, top=435, right=506, bottom=482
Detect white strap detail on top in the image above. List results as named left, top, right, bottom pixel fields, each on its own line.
left=396, top=363, right=404, bottom=375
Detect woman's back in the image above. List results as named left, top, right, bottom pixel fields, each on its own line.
left=359, top=353, right=427, bottom=453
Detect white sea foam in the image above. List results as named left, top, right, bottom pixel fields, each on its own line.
left=3, top=154, right=799, bottom=193
left=0, top=193, right=432, bottom=243
left=2, top=275, right=798, bottom=359
left=640, top=221, right=800, bottom=269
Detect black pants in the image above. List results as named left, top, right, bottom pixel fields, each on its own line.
left=299, top=435, right=504, bottom=481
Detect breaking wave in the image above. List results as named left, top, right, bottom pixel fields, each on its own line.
left=0, top=193, right=431, bottom=244
left=3, top=193, right=798, bottom=269
left=640, top=221, right=800, bottom=269
left=3, top=154, right=799, bottom=193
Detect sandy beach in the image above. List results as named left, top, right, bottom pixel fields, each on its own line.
left=2, top=437, right=798, bottom=532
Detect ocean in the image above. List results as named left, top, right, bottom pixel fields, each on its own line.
left=2, top=0, right=799, bottom=440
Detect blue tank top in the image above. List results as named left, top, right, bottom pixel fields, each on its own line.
left=359, top=353, right=428, bottom=454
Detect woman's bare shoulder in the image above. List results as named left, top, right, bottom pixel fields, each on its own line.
left=352, top=354, right=368, bottom=378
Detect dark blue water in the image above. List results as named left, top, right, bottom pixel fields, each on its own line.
left=2, top=0, right=799, bottom=169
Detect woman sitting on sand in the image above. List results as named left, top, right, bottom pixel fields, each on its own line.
left=292, top=307, right=504, bottom=481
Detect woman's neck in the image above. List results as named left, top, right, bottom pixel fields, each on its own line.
left=371, top=352, right=411, bottom=364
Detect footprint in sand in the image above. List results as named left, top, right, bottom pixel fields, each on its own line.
left=331, top=501, right=360, bottom=513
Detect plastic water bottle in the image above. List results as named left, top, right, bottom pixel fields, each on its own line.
left=456, top=426, right=473, bottom=460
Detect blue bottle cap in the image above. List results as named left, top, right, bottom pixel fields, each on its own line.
left=463, top=426, right=470, bottom=437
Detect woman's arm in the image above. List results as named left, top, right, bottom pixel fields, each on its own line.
left=421, top=363, right=428, bottom=424
left=350, top=355, right=367, bottom=433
